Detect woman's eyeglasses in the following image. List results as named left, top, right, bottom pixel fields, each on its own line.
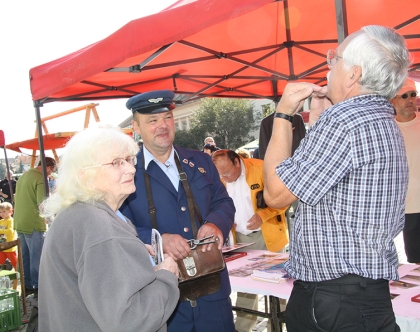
left=83, top=156, right=137, bottom=169
left=397, top=92, right=417, bottom=99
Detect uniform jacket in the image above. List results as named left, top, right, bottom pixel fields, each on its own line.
left=232, top=157, right=289, bottom=252
left=120, top=146, right=235, bottom=301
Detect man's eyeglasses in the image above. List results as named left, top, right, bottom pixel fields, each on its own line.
left=326, top=49, right=342, bottom=68
left=83, top=156, right=137, bottom=169
left=397, top=92, right=417, bottom=99
left=219, top=171, right=232, bottom=179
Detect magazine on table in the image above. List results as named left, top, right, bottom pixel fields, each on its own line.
left=151, top=228, right=164, bottom=265
left=228, top=253, right=289, bottom=283
left=222, top=242, right=255, bottom=253
left=223, top=251, right=248, bottom=262
left=250, top=258, right=289, bottom=283
left=401, top=275, right=420, bottom=282
left=390, top=280, right=418, bottom=289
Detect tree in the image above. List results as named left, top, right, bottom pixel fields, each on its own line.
left=173, top=129, right=202, bottom=150
left=0, top=163, right=5, bottom=180
left=18, top=160, right=24, bottom=173
left=261, top=102, right=275, bottom=118
left=188, top=98, right=261, bottom=149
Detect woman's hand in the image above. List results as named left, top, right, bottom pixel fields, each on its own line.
left=154, top=254, right=179, bottom=277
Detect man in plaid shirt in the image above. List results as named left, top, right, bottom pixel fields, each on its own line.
left=264, top=25, right=410, bottom=332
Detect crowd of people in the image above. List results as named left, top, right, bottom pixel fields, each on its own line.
left=0, top=25, right=418, bottom=332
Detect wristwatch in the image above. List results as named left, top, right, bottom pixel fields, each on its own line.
left=274, top=112, right=294, bottom=123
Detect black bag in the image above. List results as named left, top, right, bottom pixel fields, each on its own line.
left=256, top=190, right=267, bottom=209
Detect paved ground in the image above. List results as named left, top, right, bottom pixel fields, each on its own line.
left=8, top=232, right=408, bottom=332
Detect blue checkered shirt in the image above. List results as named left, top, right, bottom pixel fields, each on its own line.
left=278, top=94, right=408, bottom=282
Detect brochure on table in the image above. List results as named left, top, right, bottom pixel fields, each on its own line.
left=222, top=242, right=255, bottom=253
left=228, top=252, right=289, bottom=283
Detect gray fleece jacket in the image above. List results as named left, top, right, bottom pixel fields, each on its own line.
left=39, top=201, right=179, bottom=332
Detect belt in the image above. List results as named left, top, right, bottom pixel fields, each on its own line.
left=299, top=274, right=387, bottom=288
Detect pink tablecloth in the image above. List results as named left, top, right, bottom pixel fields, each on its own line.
left=227, top=250, right=420, bottom=332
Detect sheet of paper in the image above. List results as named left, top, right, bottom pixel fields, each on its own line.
left=222, top=242, right=255, bottom=253
left=151, top=228, right=164, bottom=265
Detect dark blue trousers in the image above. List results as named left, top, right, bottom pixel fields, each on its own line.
left=167, top=296, right=235, bottom=332
left=285, top=274, right=400, bottom=332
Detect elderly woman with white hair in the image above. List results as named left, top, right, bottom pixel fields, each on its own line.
left=38, top=126, right=179, bottom=332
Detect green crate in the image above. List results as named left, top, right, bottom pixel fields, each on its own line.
left=0, top=290, right=22, bottom=331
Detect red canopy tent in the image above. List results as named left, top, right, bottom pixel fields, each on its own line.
left=29, top=0, right=420, bottom=104
left=5, top=132, right=75, bottom=153
left=25, top=0, right=420, bottom=194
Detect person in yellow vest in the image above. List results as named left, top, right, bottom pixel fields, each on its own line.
left=212, top=149, right=288, bottom=332
left=0, top=202, right=17, bottom=270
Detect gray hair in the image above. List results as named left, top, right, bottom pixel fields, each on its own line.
left=204, top=136, right=215, bottom=144
left=41, top=125, right=138, bottom=218
left=342, top=25, right=411, bottom=99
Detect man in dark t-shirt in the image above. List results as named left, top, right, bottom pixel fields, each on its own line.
left=258, top=112, right=306, bottom=160
left=0, top=172, right=16, bottom=203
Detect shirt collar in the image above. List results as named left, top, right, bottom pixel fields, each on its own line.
left=143, top=146, right=176, bottom=170
left=239, top=159, right=246, bottom=177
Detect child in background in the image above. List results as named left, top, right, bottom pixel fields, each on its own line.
left=0, top=202, right=17, bottom=270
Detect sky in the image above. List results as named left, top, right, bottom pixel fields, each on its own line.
left=0, top=0, right=177, bottom=158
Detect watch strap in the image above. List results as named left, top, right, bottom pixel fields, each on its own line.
left=274, top=112, right=294, bottom=123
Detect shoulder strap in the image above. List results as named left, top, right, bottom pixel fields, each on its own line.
left=143, top=154, right=158, bottom=229
left=143, top=152, right=203, bottom=238
left=174, top=155, right=203, bottom=237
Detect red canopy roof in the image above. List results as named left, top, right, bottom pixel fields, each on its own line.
left=4, top=132, right=75, bottom=153
left=4, top=129, right=132, bottom=153
left=29, top=0, right=420, bottom=105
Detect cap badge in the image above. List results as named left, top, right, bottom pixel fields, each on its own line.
left=148, top=97, right=164, bottom=103
left=198, top=167, right=206, bottom=173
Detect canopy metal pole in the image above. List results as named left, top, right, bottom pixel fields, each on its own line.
left=334, top=0, right=348, bottom=44
left=0, top=131, right=15, bottom=204
left=34, top=101, right=50, bottom=198
left=2, top=148, right=14, bottom=204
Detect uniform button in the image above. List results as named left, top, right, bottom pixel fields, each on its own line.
left=184, top=227, right=189, bottom=232
left=181, top=206, right=186, bottom=211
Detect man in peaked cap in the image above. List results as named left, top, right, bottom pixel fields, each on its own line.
left=391, top=78, right=420, bottom=264
left=121, top=90, right=236, bottom=332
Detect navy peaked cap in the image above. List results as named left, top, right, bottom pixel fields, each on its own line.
left=126, top=90, right=176, bottom=114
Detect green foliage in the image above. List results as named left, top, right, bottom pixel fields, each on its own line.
left=184, top=98, right=261, bottom=149
left=0, top=163, right=5, bottom=180
left=261, top=103, right=275, bottom=118
left=173, top=129, right=202, bottom=150
left=18, top=160, right=24, bottom=173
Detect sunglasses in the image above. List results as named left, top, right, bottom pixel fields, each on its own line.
left=397, top=92, right=417, bottom=99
